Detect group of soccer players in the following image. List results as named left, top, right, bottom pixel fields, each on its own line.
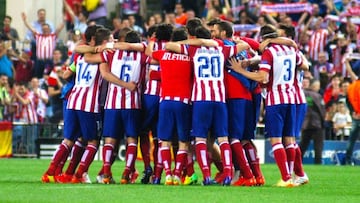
left=41, top=17, right=309, bottom=187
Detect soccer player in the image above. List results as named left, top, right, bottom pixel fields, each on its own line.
left=261, top=24, right=309, bottom=185
left=54, top=25, right=103, bottom=184
left=41, top=26, right=106, bottom=183
left=85, top=30, right=149, bottom=184
left=277, top=24, right=309, bottom=185
left=141, top=23, right=173, bottom=184
left=146, top=27, right=192, bottom=185
left=212, top=20, right=261, bottom=186
left=229, top=24, right=305, bottom=187
left=165, top=25, right=250, bottom=186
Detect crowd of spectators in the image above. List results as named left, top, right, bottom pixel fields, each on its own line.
left=0, top=0, right=359, bottom=142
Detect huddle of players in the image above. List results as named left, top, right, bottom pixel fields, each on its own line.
left=41, top=17, right=307, bottom=187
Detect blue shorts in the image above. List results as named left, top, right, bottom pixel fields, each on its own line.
left=227, top=99, right=254, bottom=140
left=295, top=103, right=307, bottom=137
left=103, top=109, right=141, bottom=139
left=64, top=110, right=101, bottom=141
left=157, top=100, right=191, bottom=142
left=192, top=101, right=228, bottom=138
left=264, top=104, right=296, bottom=138
left=141, top=94, right=160, bottom=136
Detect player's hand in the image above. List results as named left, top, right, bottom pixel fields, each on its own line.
left=228, top=57, right=245, bottom=73
left=126, top=81, right=137, bottom=91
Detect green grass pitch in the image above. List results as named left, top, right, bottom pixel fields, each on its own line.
left=0, top=159, right=359, bottom=203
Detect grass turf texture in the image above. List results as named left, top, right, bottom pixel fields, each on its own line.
left=0, top=159, right=359, bottom=203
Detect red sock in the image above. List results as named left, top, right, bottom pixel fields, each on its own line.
left=154, top=141, right=163, bottom=179
left=76, top=144, right=97, bottom=177
left=230, top=141, right=253, bottom=179
left=102, top=144, right=114, bottom=176
left=65, top=141, right=85, bottom=175
left=272, top=143, right=291, bottom=181
left=46, top=142, right=70, bottom=176
left=161, top=146, right=172, bottom=176
left=219, top=141, right=233, bottom=177
left=285, top=143, right=296, bottom=175
left=140, top=132, right=151, bottom=169
left=243, top=142, right=263, bottom=178
left=174, top=150, right=187, bottom=177
left=123, top=143, right=137, bottom=177
left=294, top=143, right=305, bottom=176
left=195, top=141, right=210, bottom=179
left=186, top=152, right=195, bottom=176
left=55, top=151, right=68, bottom=176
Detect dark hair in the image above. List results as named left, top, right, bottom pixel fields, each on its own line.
left=84, top=25, right=103, bottom=44
left=278, top=24, right=295, bottom=39
left=94, top=28, right=111, bottom=46
left=125, top=30, right=141, bottom=43
left=155, top=23, right=173, bottom=41
left=171, top=27, right=188, bottom=42
left=146, top=24, right=158, bottom=38
left=206, top=18, right=222, bottom=27
left=216, top=21, right=233, bottom=38
left=117, top=27, right=132, bottom=40
left=195, top=26, right=211, bottom=39
left=186, top=18, right=202, bottom=36
left=260, top=24, right=278, bottom=39
left=4, top=15, right=12, bottom=21
left=37, top=8, right=46, bottom=14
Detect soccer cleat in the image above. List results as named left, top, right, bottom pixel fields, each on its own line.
left=130, top=170, right=139, bottom=184
left=140, top=167, right=153, bottom=184
left=274, top=179, right=295, bottom=188
left=41, top=174, right=57, bottom=183
left=294, top=173, right=309, bottom=185
left=232, top=177, right=256, bottom=186
left=120, top=174, right=130, bottom=184
left=164, top=175, right=173, bottom=185
left=96, top=175, right=104, bottom=183
left=222, top=176, right=232, bottom=186
left=71, top=173, right=92, bottom=184
left=56, top=173, right=73, bottom=183
left=152, top=177, right=161, bottom=185
left=173, top=175, right=181, bottom=185
left=82, top=172, right=92, bottom=184
left=183, top=173, right=198, bottom=185
left=255, top=176, right=265, bottom=186
left=202, top=177, right=217, bottom=186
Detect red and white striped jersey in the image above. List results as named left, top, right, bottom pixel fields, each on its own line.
left=308, top=29, right=328, bottom=62
left=181, top=45, right=236, bottom=103
left=101, top=50, right=148, bottom=109
left=259, top=44, right=302, bottom=106
left=67, top=54, right=102, bottom=113
left=144, top=41, right=167, bottom=96
left=35, top=33, right=57, bottom=60
left=14, top=92, right=38, bottom=124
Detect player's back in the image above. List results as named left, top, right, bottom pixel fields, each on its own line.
left=153, top=50, right=192, bottom=101
left=262, top=44, right=298, bottom=105
left=105, top=49, right=147, bottom=109
left=67, top=54, right=102, bottom=113
left=189, top=45, right=226, bottom=102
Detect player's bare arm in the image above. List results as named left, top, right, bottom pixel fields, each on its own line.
left=259, top=37, right=297, bottom=53
left=228, top=57, right=268, bottom=84
left=99, top=63, right=137, bottom=91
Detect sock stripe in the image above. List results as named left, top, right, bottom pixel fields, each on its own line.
left=272, top=143, right=284, bottom=151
